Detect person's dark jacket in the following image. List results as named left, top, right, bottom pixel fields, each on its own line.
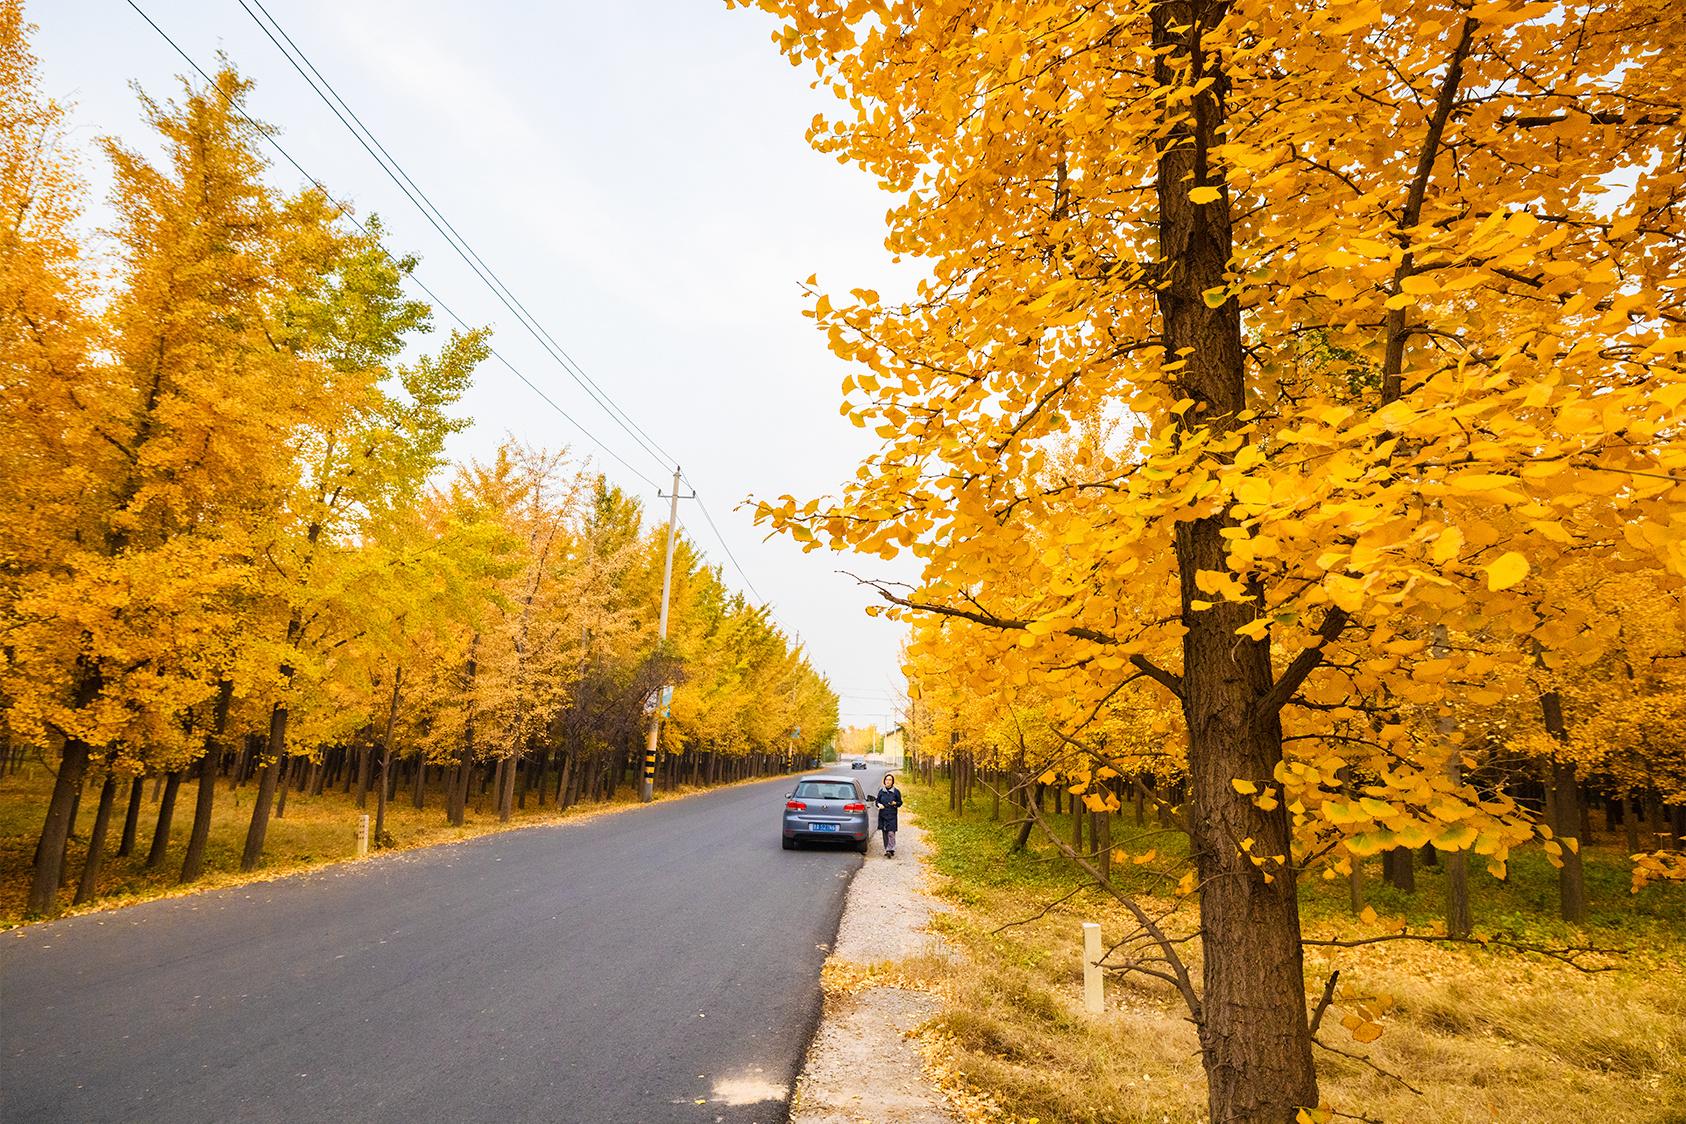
left=874, top=785, right=902, bottom=832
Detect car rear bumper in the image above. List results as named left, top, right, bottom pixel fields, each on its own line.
left=782, top=820, right=869, bottom=840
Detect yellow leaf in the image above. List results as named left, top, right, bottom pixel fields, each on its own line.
left=1431, top=525, right=1464, bottom=564
left=1484, top=551, right=1530, bottom=591
left=1359, top=904, right=1377, bottom=924
left=1232, top=779, right=1259, bottom=795
left=1400, top=273, right=1438, bottom=295
left=1189, top=185, right=1221, bottom=205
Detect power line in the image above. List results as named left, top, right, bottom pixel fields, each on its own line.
left=121, top=0, right=661, bottom=493
left=238, top=0, right=801, bottom=628
left=234, top=2, right=804, bottom=629
left=688, top=490, right=765, bottom=605
left=233, top=0, right=811, bottom=634
left=235, top=0, right=677, bottom=474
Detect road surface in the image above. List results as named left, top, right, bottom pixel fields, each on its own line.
left=2, top=763, right=892, bottom=1123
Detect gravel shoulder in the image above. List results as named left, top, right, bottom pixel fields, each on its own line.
left=789, top=811, right=958, bottom=1124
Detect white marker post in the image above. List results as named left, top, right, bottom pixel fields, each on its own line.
left=356, top=814, right=370, bottom=858
left=1082, top=921, right=1104, bottom=1013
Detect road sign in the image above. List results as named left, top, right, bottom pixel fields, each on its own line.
left=644, top=685, right=676, bottom=717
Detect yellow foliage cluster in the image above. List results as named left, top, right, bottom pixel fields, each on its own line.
left=741, top=0, right=1686, bottom=888
left=0, top=8, right=835, bottom=902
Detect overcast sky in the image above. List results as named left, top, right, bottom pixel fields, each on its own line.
left=33, top=0, right=917, bottom=727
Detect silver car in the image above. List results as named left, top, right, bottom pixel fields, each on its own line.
left=781, top=775, right=870, bottom=852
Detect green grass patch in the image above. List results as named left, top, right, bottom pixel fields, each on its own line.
left=906, top=778, right=1686, bottom=1124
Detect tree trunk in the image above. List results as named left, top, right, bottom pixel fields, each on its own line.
left=74, top=770, right=120, bottom=905
left=374, top=667, right=402, bottom=847
left=58, top=780, right=82, bottom=889
left=1156, top=4, right=1318, bottom=1113
left=499, top=750, right=520, bottom=823
left=145, top=770, right=183, bottom=870
left=229, top=735, right=250, bottom=791
left=1443, top=762, right=1472, bottom=939
left=1386, top=846, right=1416, bottom=893
left=1551, top=757, right=1588, bottom=923
left=240, top=703, right=289, bottom=872
left=1444, top=848, right=1472, bottom=939
left=273, top=754, right=294, bottom=819
left=448, top=643, right=479, bottom=826
left=29, top=734, right=91, bottom=915
left=1012, top=811, right=1035, bottom=853
left=557, top=751, right=576, bottom=812
left=116, top=775, right=146, bottom=858
left=355, top=737, right=372, bottom=809
left=181, top=682, right=232, bottom=883
left=526, top=747, right=545, bottom=810
left=1538, top=690, right=1587, bottom=923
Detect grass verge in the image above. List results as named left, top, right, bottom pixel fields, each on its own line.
left=905, top=780, right=1686, bottom=1124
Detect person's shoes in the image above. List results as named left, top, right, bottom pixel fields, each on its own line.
left=887, top=850, right=895, bottom=858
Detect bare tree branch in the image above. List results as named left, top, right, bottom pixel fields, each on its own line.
left=989, top=882, right=1089, bottom=934
left=1308, top=968, right=1340, bottom=1036
left=1301, top=932, right=1618, bottom=972
left=1258, top=606, right=1349, bottom=716
left=852, top=578, right=1187, bottom=700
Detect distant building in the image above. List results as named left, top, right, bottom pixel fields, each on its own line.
left=881, top=725, right=905, bottom=769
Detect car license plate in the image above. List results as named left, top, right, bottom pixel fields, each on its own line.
left=811, top=823, right=839, bottom=832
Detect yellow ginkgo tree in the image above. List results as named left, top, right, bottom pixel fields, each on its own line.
left=739, top=0, right=1686, bottom=1118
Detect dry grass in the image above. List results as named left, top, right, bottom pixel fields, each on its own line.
left=907, top=783, right=1686, bottom=1124
left=0, top=760, right=747, bottom=928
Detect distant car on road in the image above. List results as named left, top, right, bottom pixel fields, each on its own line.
left=849, top=759, right=868, bottom=770
left=782, top=776, right=870, bottom=852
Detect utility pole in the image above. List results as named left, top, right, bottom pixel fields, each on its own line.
left=643, top=466, right=687, bottom=803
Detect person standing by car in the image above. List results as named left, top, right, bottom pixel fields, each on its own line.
left=874, top=774, right=903, bottom=858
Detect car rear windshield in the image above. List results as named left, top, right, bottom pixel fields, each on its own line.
left=794, top=781, right=858, bottom=801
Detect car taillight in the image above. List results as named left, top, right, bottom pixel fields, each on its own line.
left=786, top=800, right=807, bottom=811
left=844, top=802, right=866, bottom=812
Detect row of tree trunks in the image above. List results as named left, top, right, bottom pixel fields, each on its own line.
left=25, top=739, right=793, bottom=912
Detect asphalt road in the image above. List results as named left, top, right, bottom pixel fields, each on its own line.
left=2, top=763, right=892, bottom=1124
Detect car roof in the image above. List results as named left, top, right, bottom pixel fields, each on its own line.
left=796, top=775, right=858, bottom=785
